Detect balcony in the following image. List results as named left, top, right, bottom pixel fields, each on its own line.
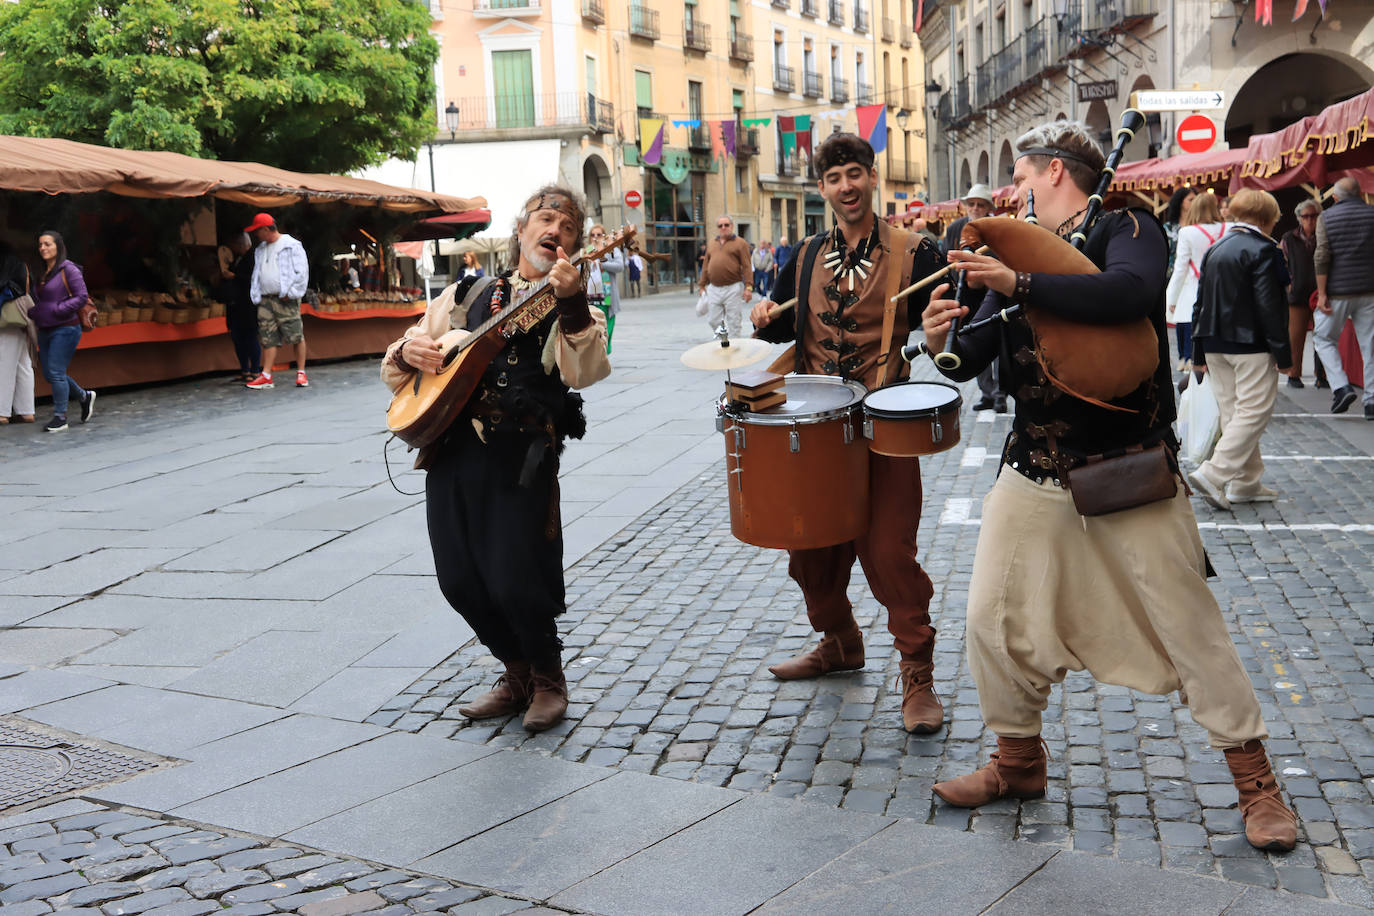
left=1082, top=0, right=1157, bottom=34
left=772, top=0, right=789, bottom=7
left=940, top=76, right=972, bottom=128
left=856, top=80, right=874, bottom=105
left=684, top=19, right=710, bottom=53
left=800, top=0, right=820, bottom=16
left=475, top=0, right=540, bottom=15
left=629, top=4, right=659, bottom=40
left=688, top=124, right=712, bottom=150
left=900, top=31, right=912, bottom=48
left=830, top=75, right=849, bottom=102
left=803, top=70, right=823, bottom=98
left=737, top=127, right=760, bottom=157
left=854, top=6, right=870, bottom=32
left=451, top=92, right=612, bottom=134
left=828, top=0, right=844, bottom=26
left=773, top=64, right=796, bottom=93
left=587, top=95, right=614, bottom=133
left=1023, top=16, right=1073, bottom=75
left=882, top=17, right=894, bottom=41
left=581, top=0, right=604, bottom=23
left=730, top=33, right=754, bottom=62
left=886, top=160, right=920, bottom=183
left=778, top=154, right=804, bottom=177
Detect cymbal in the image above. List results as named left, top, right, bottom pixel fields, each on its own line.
left=680, top=337, right=771, bottom=371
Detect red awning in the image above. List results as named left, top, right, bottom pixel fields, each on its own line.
left=1232, top=86, right=1374, bottom=195
left=397, top=208, right=493, bottom=241
left=1109, top=148, right=1247, bottom=195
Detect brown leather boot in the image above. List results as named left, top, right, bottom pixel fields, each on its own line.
left=932, top=736, right=1047, bottom=807
left=898, top=658, right=943, bottom=734
left=457, top=662, right=532, bottom=719
left=1224, top=739, right=1297, bottom=852
left=523, top=668, right=569, bottom=732
left=768, top=626, right=864, bottom=680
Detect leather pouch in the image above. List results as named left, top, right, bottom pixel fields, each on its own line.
left=1067, top=443, right=1177, bottom=517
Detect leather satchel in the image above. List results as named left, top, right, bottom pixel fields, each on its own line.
left=1066, top=443, right=1177, bottom=517
left=60, top=265, right=97, bottom=330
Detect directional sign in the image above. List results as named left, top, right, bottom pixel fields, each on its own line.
left=624, top=190, right=642, bottom=208
left=1134, top=90, right=1225, bottom=111
left=1176, top=114, right=1218, bottom=154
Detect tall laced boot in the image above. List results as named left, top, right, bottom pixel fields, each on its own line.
left=768, top=625, right=864, bottom=680
left=897, top=656, right=944, bottom=734
left=1224, top=739, right=1297, bottom=852
left=457, top=662, right=532, bottom=719
left=523, top=667, right=569, bottom=732
left=932, top=736, right=1047, bottom=808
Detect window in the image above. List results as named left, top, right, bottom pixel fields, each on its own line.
left=492, top=49, right=535, bottom=128
left=635, top=70, right=653, bottom=123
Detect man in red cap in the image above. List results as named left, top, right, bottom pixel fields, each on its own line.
left=243, top=213, right=310, bottom=390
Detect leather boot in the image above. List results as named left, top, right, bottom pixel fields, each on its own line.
left=1224, top=739, right=1297, bottom=852
left=768, top=626, right=864, bottom=680
left=457, top=662, right=532, bottom=719
left=897, top=657, right=943, bottom=734
left=932, top=736, right=1047, bottom=807
left=523, top=667, right=569, bottom=732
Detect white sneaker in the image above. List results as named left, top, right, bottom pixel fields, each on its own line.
left=1187, top=469, right=1231, bottom=510
left=1227, top=484, right=1279, bottom=503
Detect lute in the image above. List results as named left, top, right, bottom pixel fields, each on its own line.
left=386, top=226, right=636, bottom=448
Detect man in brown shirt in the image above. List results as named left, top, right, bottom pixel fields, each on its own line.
left=750, top=134, right=946, bottom=734
left=699, top=215, right=754, bottom=337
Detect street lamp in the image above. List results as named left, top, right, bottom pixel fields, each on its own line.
left=445, top=101, right=460, bottom=139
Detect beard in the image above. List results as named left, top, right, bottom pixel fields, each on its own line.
left=520, top=238, right=556, bottom=276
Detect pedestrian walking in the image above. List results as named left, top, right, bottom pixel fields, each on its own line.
left=218, top=232, right=261, bottom=383
left=1162, top=186, right=1197, bottom=274
left=1279, top=198, right=1322, bottom=389
left=698, top=216, right=753, bottom=338
left=1312, top=177, right=1374, bottom=418
left=751, top=133, right=947, bottom=734
left=381, top=184, right=610, bottom=732
left=921, top=122, right=1297, bottom=853
left=1165, top=192, right=1228, bottom=372
left=1188, top=189, right=1291, bottom=507
left=773, top=236, right=793, bottom=288
left=626, top=251, right=643, bottom=297
left=30, top=231, right=94, bottom=432
left=242, top=213, right=310, bottom=391
left=943, top=184, right=1006, bottom=412
left=0, top=240, right=35, bottom=425
left=585, top=224, right=623, bottom=354
left=460, top=251, right=484, bottom=280
left=751, top=240, right=775, bottom=298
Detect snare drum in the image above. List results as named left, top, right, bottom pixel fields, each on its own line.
left=719, top=375, right=869, bottom=550
left=861, top=381, right=963, bottom=457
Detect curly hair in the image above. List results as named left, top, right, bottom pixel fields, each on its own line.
left=813, top=133, right=875, bottom=177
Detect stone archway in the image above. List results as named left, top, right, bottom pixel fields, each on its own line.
left=1083, top=100, right=1111, bottom=155
left=996, top=141, right=1014, bottom=186
left=976, top=150, right=990, bottom=186
left=582, top=154, right=611, bottom=222
left=1225, top=52, right=1370, bottom=150
left=959, top=159, right=972, bottom=195
left=1126, top=75, right=1155, bottom=161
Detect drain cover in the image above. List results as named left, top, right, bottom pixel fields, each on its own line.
left=0, top=722, right=158, bottom=809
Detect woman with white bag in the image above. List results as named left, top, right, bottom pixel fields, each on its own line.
left=1165, top=193, right=1227, bottom=372
left=0, top=240, right=35, bottom=425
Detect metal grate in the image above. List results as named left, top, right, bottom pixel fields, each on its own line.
left=0, top=722, right=159, bottom=810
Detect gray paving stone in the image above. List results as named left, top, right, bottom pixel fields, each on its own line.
left=987, top=850, right=1239, bottom=914
left=134, top=861, right=219, bottom=890
left=182, top=870, right=266, bottom=898
left=552, top=794, right=889, bottom=916
left=296, top=890, right=387, bottom=916
left=0, top=872, right=87, bottom=904
left=133, top=902, right=219, bottom=916
left=0, top=900, right=52, bottom=916
left=158, top=837, right=260, bottom=867
left=1225, top=885, right=1371, bottom=914
left=64, top=883, right=141, bottom=907
left=100, top=888, right=193, bottom=915
left=416, top=771, right=739, bottom=898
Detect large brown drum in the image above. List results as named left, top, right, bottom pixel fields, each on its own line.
left=719, top=375, right=869, bottom=550
left=861, top=381, right=963, bottom=457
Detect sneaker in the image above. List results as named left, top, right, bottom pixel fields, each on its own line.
left=1366, top=403, right=1374, bottom=421
left=1187, top=469, right=1231, bottom=510
left=80, top=390, right=96, bottom=423
left=1228, top=484, right=1279, bottom=503
left=245, top=373, right=274, bottom=390
left=1314, top=377, right=1330, bottom=389
left=44, top=416, right=68, bottom=432
left=1285, top=376, right=1304, bottom=389
left=1332, top=384, right=1358, bottom=414
left=295, top=370, right=309, bottom=388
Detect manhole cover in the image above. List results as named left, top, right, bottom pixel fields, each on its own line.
left=0, top=722, right=158, bottom=809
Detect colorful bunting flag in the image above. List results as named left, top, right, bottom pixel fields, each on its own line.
left=856, top=104, right=887, bottom=153
left=672, top=119, right=702, bottom=128
left=743, top=117, right=772, bottom=128
left=1255, top=0, right=1272, bottom=23
left=1292, top=0, right=1308, bottom=18
left=915, top=0, right=925, bottom=32
left=778, top=115, right=797, bottom=159
left=639, top=118, right=665, bottom=165
left=721, top=120, right=737, bottom=158
left=794, top=115, right=813, bottom=157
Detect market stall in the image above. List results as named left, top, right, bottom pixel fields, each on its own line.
left=0, top=135, right=488, bottom=390
left=1232, top=85, right=1374, bottom=196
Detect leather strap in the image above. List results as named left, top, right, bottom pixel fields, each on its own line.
left=791, top=234, right=829, bottom=374
left=875, top=227, right=911, bottom=388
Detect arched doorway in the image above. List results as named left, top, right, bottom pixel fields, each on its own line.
left=976, top=150, right=990, bottom=186
left=959, top=159, right=972, bottom=195
left=1126, top=76, right=1155, bottom=161
left=1225, top=52, right=1369, bottom=150
left=582, top=155, right=610, bottom=222
left=996, top=141, right=1014, bottom=186
left=1083, top=100, right=1111, bottom=155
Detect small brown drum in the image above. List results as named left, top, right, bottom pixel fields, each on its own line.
left=719, top=375, right=869, bottom=550
left=861, top=381, right=963, bottom=457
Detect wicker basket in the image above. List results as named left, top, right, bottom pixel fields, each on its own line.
left=105, top=310, right=124, bottom=326
left=121, top=306, right=140, bottom=324
left=138, top=307, right=154, bottom=323
left=208, top=302, right=225, bottom=318
left=190, top=306, right=211, bottom=322
left=153, top=306, right=176, bottom=323
left=170, top=308, right=191, bottom=324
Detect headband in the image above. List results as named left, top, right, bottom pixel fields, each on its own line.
left=526, top=192, right=579, bottom=221
left=1016, top=146, right=1097, bottom=168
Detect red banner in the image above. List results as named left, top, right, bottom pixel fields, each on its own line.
left=1233, top=86, right=1374, bottom=194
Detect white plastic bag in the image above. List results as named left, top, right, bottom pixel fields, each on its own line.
left=695, top=290, right=709, bottom=317
left=1179, top=373, right=1221, bottom=465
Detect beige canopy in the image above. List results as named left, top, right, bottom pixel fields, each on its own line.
left=0, top=135, right=486, bottom=214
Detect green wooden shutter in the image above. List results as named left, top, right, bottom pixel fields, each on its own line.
left=493, top=50, right=535, bottom=128
left=635, top=71, right=653, bottom=112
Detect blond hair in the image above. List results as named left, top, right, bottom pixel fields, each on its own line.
left=1014, top=121, right=1106, bottom=195
left=1228, top=189, right=1281, bottom=230
left=1184, top=192, right=1222, bottom=226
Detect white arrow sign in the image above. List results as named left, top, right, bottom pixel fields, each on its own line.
left=1133, top=90, right=1225, bottom=111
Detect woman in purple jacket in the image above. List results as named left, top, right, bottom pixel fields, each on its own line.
left=31, top=231, right=95, bottom=431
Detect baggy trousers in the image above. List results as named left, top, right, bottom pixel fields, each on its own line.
left=426, top=425, right=565, bottom=670
left=786, top=453, right=936, bottom=659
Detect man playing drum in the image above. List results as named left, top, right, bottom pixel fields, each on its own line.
left=750, top=133, right=947, bottom=734
left=919, top=120, right=1297, bottom=852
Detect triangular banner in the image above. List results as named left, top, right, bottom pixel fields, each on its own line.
left=743, top=117, right=772, bottom=128
left=671, top=119, right=702, bottom=128
left=639, top=118, right=665, bottom=165
left=856, top=105, right=887, bottom=153
left=777, top=115, right=795, bottom=134
left=721, top=120, right=737, bottom=158
left=710, top=121, right=726, bottom=160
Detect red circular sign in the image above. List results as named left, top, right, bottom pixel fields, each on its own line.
left=1176, top=114, right=1217, bottom=154
left=907, top=200, right=922, bottom=210
left=624, top=190, right=642, bottom=208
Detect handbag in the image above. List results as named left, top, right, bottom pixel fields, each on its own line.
left=1179, top=373, right=1222, bottom=465
left=0, top=294, right=30, bottom=331
left=1066, top=443, right=1178, bottom=517
left=60, top=265, right=97, bottom=331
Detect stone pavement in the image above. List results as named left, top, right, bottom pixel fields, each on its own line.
left=1, top=288, right=1372, bottom=913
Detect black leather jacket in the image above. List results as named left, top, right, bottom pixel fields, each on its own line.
left=1192, top=227, right=1292, bottom=370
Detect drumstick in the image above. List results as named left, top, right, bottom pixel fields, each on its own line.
left=889, top=245, right=991, bottom=303
left=765, top=297, right=798, bottom=320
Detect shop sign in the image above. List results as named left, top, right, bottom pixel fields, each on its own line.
left=1135, top=90, right=1225, bottom=111
left=1077, top=80, right=1118, bottom=103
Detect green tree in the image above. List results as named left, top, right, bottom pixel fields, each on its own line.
left=0, top=0, right=440, bottom=174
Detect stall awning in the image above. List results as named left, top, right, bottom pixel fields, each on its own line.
left=0, top=135, right=486, bottom=213
left=1109, top=148, right=1247, bottom=194
left=398, top=209, right=493, bottom=242
left=1232, top=86, right=1374, bottom=194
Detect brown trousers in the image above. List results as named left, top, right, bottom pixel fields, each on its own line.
left=787, top=453, right=936, bottom=659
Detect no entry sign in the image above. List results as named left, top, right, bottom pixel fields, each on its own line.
left=624, top=190, right=642, bottom=208
left=1176, top=114, right=1217, bottom=154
